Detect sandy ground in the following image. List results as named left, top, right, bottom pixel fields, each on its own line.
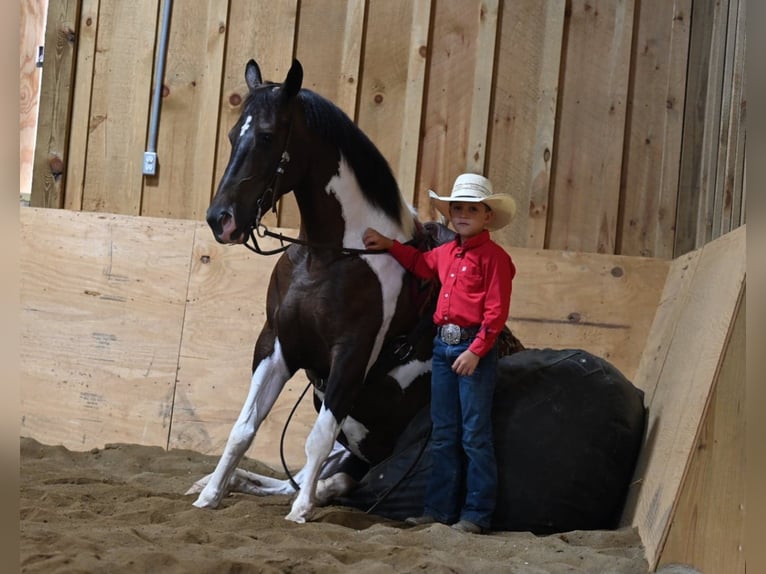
left=20, top=436, right=650, bottom=573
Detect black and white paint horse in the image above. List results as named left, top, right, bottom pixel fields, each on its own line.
left=188, top=59, right=646, bottom=532
left=187, top=59, right=438, bottom=523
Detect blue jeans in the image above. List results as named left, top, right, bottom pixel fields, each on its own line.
left=424, top=335, right=498, bottom=529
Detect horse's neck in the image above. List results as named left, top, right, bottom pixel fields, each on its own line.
left=298, top=154, right=414, bottom=249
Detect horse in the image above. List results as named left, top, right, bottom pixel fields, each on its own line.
left=188, top=58, right=646, bottom=531
left=187, top=58, right=440, bottom=523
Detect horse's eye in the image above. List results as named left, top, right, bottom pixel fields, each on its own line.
left=258, top=133, right=274, bottom=145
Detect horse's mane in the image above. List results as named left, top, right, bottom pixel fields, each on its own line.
left=297, top=89, right=404, bottom=225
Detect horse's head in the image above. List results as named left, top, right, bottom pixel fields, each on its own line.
left=207, top=59, right=303, bottom=244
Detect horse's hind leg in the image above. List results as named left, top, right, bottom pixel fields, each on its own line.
left=191, top=338, right=291, bottom=509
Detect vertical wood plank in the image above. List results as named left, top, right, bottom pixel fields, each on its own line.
left=658, top=289, right=745, bottom=573
left=20, top=0, right=49, bottom=199
left=488, top=0, right=565, bottom=250
left=674, top=0, right=730, bottom=256
left=140, top=0, right=229, bottom=220
left=711, top=0, right=740, bottom=239
left=30, top=0, right=79, bottom=209
left=547, top=0, right=635, bottom=254
left=211, top=1, right=298, bottom=229
left=64, top=0, right=100, bottom=211
left=416, top=0, right=500, bottom=223
left=357, top=0, right=432, bottom=205
left=716, top=0, right=745, bottom=236
left=278, top=0, right=366, bottom=228
left=618, top=0, right=691, bottom=259
left=80, top=0, right=159, bottom=215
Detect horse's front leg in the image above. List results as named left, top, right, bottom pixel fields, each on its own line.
left=192, top=337, right=291, bottom=509
left=285, top=403, right=342, bottom=523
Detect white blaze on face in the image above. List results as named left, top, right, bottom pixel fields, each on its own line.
left=239, top=114, right=253, bottom=137
left=324, top=156, right=414, bottom=374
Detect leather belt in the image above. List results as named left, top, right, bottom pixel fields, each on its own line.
left=438, top=323, right=480, bottom=345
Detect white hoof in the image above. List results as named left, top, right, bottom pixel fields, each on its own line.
left=192, top=485, right=223, bottom=509
left=285, top=499, right=314, bottom=523
left=185, top=474, right=211, bottom=496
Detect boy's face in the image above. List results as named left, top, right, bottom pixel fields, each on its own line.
left=448, top=201, right=495, bottom=239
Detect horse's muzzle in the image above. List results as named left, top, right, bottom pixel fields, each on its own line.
left=207, top=207, right=242, bottom=244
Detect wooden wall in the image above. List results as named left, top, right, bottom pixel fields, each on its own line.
left=29, top=0, right=747, bottom=259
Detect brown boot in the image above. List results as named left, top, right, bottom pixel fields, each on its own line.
left=404, top=515, right=437, bottom=526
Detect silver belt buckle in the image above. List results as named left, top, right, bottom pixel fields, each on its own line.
left=441, top=323, right=461, bottom=345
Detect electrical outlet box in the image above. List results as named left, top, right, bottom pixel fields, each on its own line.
left=142, top=152, right=158, bottom=175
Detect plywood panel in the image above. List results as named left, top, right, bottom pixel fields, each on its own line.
left=507, top=247, right=668, bottom=381
left=80, top=0, right=159, bottom=214
left=20, top=207, right=195, bottom=451
left=140, top=0, right=229, bottom=220
left=488, top=0, right=565, bottom=251
left=416, top=0, right=499, bottom=223
left=30, top=0, right=78, bottom=209
left=169, top=226, right=316, bottom=469
left=357, top=0, right=432, bottom=205
left=658, top=289, right=745, bottom=573
left=280, top=0, right=365, bottom=228
left=20, top=0, right=48, bottom=199
left=618, top=0, right=691, bottom=259
left=547, top=0, right=635, bottom=253
left=621, top=225, right=746, bottom=569
left=211, top=0, right=298, bottom=229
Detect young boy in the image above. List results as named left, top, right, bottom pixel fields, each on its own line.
left=362, top=173, right=516, bottom=534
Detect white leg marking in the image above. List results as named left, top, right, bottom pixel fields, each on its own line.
left=285, top=405, right=339, bottom=523
left=193, top=339, right=291, bottom=508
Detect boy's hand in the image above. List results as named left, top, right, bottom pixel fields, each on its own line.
left=452, top=349, right=480, bottom=376
left=362, top=228, right=393, bottom=251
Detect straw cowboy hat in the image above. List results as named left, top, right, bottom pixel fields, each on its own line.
left=428, top=173, right=517, bottom=231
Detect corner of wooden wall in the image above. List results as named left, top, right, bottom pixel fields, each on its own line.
left=620, top=225, right=746, bottom=572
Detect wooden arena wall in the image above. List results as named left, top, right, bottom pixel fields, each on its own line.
left=28, top=0, right=747, bottom=259
left=20, top=206, right=745, bottom=572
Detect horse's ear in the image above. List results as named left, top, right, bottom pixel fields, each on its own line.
left=281, top=59, right=303, bottom=100
left=245, top=59, right=263, bottom=91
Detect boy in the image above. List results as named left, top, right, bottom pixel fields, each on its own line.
left=362, top=173, right=516, bottom=534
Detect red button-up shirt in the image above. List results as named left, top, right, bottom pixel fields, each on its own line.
left=389, top=230, right=515, bottom=357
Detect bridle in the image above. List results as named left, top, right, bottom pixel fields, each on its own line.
left=241, top=120, right=386, bottom=257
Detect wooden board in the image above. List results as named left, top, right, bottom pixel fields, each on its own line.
left=546, top=0, right=635, bottom=253
left=356, top=0, right=432, bottom=205
left=488, top=0, right=565, bottom=250
left=620, top=225, right=746, bottom=569
left=506, top=247, right=668, bottom=381
left=618, top=0, right=691, bottom=259
left=140, top=0, right=229, bottom=220
left=63, top=0, right=100, bottom=211
left=658, top=287, right=745, bottom=573
left=79, top=0, right=159, bottom=214
left=20, top=208, right=195, bottom=450
left=280, top=0, right=365, bottom=228
left=30, top=0, right=79, bottom=209
left=20, top=0, right=48, bottom=199
left=416, top=0, right=499, bottom=223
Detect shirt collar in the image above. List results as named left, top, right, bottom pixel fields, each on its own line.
left=456, top=229, right=491, bottom=250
